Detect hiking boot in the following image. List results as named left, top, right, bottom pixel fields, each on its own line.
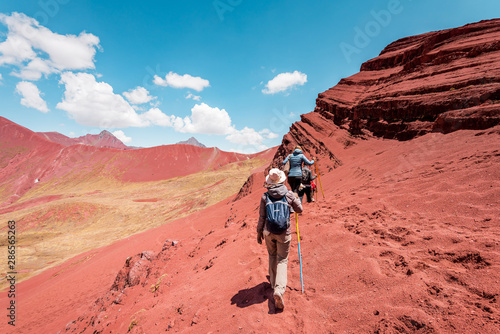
left=274, top=292, right=284, bottom=310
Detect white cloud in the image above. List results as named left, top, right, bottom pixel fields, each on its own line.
left=229, top=146, right=268, bottom=154
left=153, top=71, right=210, bottom=91
left=0, top=12, right=100, bottom=80
left=12, top=57, right=52, bottom=80
left=163, top=103, right=276, bottom=151
left=262, top=70, right=307, bottom=95
left=141, top=107, right=178, bottom=127
left=56, top=72, right=148, bottom=128
left=112, top=130, right=132, bottom=143
left=185, top=92, right=201, bottom=101
left=153, top=75, right=165, bottom=86
left=15, top=81, right=49, bottom=112
left=123, top=86, right=155, bottom=105
left=225, top=127, right=275, bottom=153
left=226, top=127, right=265, bottom=146
left=173, top=103, right=233, bottom=135
left=259, top=128, right=279, bottom=139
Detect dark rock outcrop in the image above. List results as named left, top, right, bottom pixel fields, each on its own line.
left=110, top=251, right=156, bottom=291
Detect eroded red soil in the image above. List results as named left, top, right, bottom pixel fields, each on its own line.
left=1, top=126, right=498, bottom=334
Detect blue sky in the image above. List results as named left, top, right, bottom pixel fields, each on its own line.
left=0, top=0, right=499, bottom=152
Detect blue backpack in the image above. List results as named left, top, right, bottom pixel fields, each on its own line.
left=265, top=192, right=290, bottom=234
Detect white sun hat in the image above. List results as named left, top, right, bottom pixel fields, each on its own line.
left=266, top=168, right=286, bottom=185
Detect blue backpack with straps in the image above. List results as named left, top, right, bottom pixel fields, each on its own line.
left=265, top=192, right=290, bottom=234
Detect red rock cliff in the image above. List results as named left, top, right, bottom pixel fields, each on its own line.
left=315, top=19, right=500, bottom=141
left=270, top=19, right=500, bottom=173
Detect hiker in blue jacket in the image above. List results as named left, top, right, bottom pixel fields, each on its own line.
left=257, top=168, right=302, bottom=310
left=283, top=145, right=315, bottom=196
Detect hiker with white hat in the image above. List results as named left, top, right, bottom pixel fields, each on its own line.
left=257, top=168, right=302, bottom=310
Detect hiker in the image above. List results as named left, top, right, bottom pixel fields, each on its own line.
left=283, top=146, right=315, bottom=195
left=257, top=168, right=302, bottom=310
left=298, top=166, right=316, bottom=203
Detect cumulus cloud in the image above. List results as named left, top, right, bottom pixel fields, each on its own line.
left=56, top=72, right=148, bottom=128
left=141, top=104, right=265, bottom=147
left=141, top=107, right=178, bottom=127
left=173, top=103, right=234, bottom=135
left=123, top=86, right=155, bottom=105
left=158, top=103, right=278, bottom=151
left=226, top=127, right=264, bottom=146
left=259, top=128, right=279, bottom=139
left=228, top=146, right=268, bottom=154
left=185, top=92, right=201, bottom=101
left=0, top=12, right=100, bottom=80
left=15, top=81, right=49, bottom=112
left=153, top=71, right=210, bottom=91
left=112, top=130, right=132, bottom=143
left=12, top=57, right=52, bottom=80
left=262, top=70, right=307, bottom=94
left=224, top=127, right=278, bottom=152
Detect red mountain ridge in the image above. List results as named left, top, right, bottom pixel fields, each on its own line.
left=0, top=116, right=257, bottom=207
left=37, top=130, right=130, bottom=150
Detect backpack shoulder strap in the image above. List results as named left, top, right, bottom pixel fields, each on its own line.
left=282, top=191, right=293, bottom=203
left=265, top=192, right=278, bottom=205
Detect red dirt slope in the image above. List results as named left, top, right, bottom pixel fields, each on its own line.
left=2, top=125, right=498, bottom=334
left=0, top=117, right=65, bottom=205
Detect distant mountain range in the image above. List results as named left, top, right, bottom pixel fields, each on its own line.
left=0, top=116, right=257, bottom=206
left=37, top=130, right=130, bottom=150
left=176, top=137, right=206, bottom=148
left=37, top=131, right=207, bottom=151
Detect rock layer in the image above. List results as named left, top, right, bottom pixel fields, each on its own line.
left=315, top=19, right=500, bottom=141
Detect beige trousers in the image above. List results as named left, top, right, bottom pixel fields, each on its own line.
left=264, top=231, right=291, bottom=297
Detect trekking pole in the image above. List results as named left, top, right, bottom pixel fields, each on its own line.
left=295, top=212, right=304, bottom=294
left=314, top=161, right=325, bottom=199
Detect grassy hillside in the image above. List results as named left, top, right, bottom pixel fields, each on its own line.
left=0, top=154, right=271, bottom=289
